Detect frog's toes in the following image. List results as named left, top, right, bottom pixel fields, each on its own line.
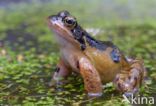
left=114, top=59, right=145, bottom=94
left=124, top=88, right=138, bottom=97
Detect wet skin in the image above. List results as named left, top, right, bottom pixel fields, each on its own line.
left=47, top=11, right=146, bottom=97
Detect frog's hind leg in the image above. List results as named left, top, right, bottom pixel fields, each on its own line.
left=114, top=58, right=146, bottom=96
left=49, top=59, right=71, bottom=87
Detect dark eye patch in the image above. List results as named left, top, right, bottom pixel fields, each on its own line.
left=71, top=26, right=86, bottom=50
left=71, top=27, right=84, bottom=39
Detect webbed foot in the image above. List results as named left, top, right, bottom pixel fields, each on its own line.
left=114, top=59, right=146, bottom=95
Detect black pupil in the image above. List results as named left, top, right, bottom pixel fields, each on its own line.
left=66, top=19, right=74, bottom=25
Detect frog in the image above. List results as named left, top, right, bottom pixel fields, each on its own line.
left=47, top=10, right=146, bottom=97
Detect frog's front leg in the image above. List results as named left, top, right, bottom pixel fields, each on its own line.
left=79, top=57, right=103, bottom=97
left=114, top=58, right=146, bottom=96
left=50, top=59, right=71, bottom=86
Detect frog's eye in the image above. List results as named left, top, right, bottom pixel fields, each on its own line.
left=63, top=17, right=76, bottom=28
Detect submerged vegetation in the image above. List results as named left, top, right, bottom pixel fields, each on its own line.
left=0, top=0, right=156, bottom=105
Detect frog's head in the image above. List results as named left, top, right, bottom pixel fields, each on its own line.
left=48, top=11, right=80, bottom=42
left=48, top=11, right=113, bottom=51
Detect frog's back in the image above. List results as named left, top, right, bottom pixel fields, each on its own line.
left=66, top=22, right=127, bottom=83
left=84, top=42, right=123, bottom=83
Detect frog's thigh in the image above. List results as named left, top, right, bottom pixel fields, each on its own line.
left=50, top=59, right=70, bottom=86
left=79, top=57, right=103, bottom=97
left=114, top=59, right=145, bottom=96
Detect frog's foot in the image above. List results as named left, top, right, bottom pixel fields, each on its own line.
left=49, top=59, right=71, bottom=87
left=114, top=59, right=146, bottom=96
left=79, top=58, right=103, bottom=97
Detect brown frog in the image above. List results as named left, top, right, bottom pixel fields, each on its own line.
left=47, top=11, right=146, bottom=97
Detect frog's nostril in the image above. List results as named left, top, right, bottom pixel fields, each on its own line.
left=52, top=17, right=57, bottom=21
